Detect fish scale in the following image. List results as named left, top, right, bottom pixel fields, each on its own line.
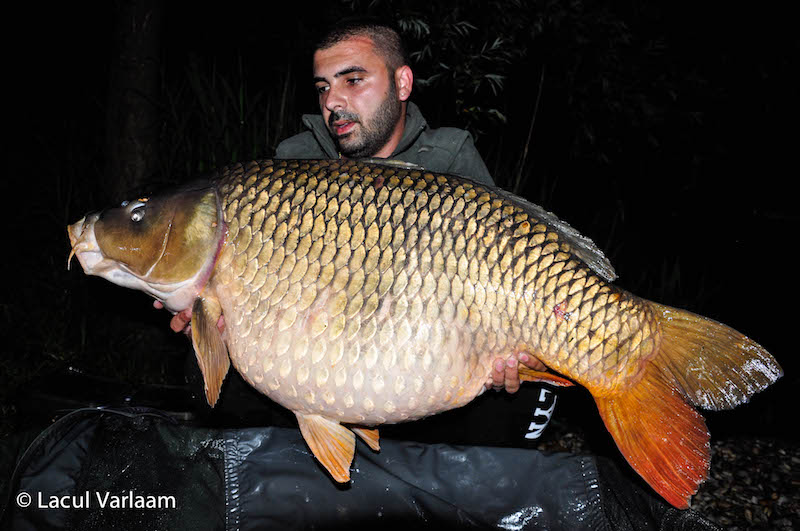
left=68, top=157, right=781, bottom=507
left=214, top=159, right=644, bottom=422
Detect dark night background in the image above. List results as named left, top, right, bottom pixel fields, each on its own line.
left=2, top=0, right=797, bottom=486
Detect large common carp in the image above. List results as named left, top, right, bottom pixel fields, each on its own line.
left=67, top=159, right=781, bottom=508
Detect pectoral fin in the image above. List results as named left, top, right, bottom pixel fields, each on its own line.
left=296, top=414, right=356, bottom=482
left=351, top=427, right=380, bottom=452
left=190, top=297, right=229, bottom=407
left=518, top=366, right=575, bottom=387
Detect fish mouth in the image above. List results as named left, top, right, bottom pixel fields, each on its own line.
left=67, top=212, right=133, bottom=280
left=67, top=213, right=103, bottom=273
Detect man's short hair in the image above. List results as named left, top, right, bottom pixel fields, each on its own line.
left=316, top=17, right=409, bottom=73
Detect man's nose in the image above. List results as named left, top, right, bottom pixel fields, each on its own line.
left=324, top=86, right=346, bottom=112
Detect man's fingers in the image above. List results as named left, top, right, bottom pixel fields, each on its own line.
left=169, top=314, right=184, bottom=333
left=504, top=358, right=520, bottom=394
left=484, top=359, right=503, bottom=391
left=160, top=304, right=222, bottom=337
left=517, top=352, right=546, bottom=372
left=156, top=300, right=197, bottom=336
left=169, top=309, right=192, bottom=334
left=483, top=352, right=549, bottom=393
left=492, top=359, right=505, bottom=390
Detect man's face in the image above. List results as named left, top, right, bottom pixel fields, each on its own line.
left=313, top=36, right=404, bottom=158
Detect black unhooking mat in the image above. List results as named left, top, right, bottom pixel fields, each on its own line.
left=0, top=407, right=719, bottom=530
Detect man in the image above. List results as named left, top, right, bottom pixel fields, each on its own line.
left=275, top=22, right=492, bottom=186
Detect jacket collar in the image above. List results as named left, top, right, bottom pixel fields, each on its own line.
left=391, top=101, right=427, bottom=156
left=301, top=101, right=428, bottom=159
left=301, top=113, right=339, bottom=158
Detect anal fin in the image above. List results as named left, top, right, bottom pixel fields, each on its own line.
left=296, top=414, right=356, bottom=483
left=351, top=427, right=380, bottom=452
left=190, top=297, right=229, bottom=407
left=518, top=366, right=574, bottom=387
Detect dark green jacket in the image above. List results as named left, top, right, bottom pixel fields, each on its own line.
left=275, top=102, right=494, bottom=186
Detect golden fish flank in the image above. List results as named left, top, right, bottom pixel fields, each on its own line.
left=220, top=167, right=517, bottom=419
left=67, top=159, right=781, bottom=508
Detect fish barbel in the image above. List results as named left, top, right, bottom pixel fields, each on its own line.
left=67, top=159, right=781, bottom=508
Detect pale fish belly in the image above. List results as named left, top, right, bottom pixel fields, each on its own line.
left=219, top=287, right=494, bottom=425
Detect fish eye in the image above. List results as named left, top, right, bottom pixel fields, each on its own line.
left=131, top=205, right=146, bottom=222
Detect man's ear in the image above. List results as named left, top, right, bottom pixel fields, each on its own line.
left=395, top=65, right=413, bottom=102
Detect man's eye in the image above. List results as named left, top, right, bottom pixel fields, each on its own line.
left=347, top=77, right=362, bottom=85
left=316, top=85, right=329, bottom=94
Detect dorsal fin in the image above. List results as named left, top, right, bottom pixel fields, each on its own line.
left=357, top=158, right=423, bottom=170
left=490, top=186, right=617, bottom=282
left=351, top=160, right=617, bottom=282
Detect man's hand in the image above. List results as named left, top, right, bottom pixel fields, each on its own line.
left=153, top=300, right=193, bottom=334
left=153, top=300, right=225, bottom=335
left=485, top=352, right=547, bottom=394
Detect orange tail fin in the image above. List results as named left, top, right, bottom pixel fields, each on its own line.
left=594, top=302, right=782, bottom=509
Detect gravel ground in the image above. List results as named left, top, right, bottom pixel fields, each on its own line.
left=538, top=429, right=799, bottom=530
left=693, top=437, right=799, bottom=530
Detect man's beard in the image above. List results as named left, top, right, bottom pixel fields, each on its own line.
left=330, top=82, right=403, bottom=158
